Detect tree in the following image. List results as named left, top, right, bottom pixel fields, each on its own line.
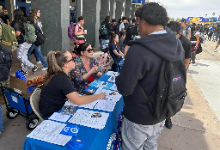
left=169, top=17, right=175, bottom=22
left=175, top=18, right=182, bottom=22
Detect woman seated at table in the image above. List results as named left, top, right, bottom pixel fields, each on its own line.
left=109, top=33, right=124, bottom=64
left=39, top=50, right=106, bottom=119
left=71, top=42, right=103, bottom=93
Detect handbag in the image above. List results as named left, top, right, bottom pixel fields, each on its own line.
left=74, top=39, right=84, bottom=45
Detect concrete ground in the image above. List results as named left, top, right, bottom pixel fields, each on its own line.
left=0, top=40, right=220, bottom=150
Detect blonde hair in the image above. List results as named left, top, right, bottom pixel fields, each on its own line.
left=43, top=50, right=68, bottom=86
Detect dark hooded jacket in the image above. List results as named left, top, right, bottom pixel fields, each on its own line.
left=115, top=28, right=184, bottom=125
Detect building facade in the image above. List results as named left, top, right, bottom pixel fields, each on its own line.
left=2, top=0, right=138, bottom=55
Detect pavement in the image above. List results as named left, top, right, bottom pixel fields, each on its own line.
left=0, top=41, right=220, bottom=150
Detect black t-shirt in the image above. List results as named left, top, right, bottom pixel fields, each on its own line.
left=11, top=21, right=25, bottom=44
left=124, top=23, right=129, bottom=31
left=2, top=15, right=9, bottom=24
left=39, top=72, right=75, bottom=117
left=123, top=25, right=138, bottom=45
left=100, top=21, right=111, bottom=40
left=110, top=24, right=117, bottom=36
left=179, top=35, right=191, bottom=59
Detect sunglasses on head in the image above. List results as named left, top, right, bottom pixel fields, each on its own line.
left=86, top=48, right=94, bottom=53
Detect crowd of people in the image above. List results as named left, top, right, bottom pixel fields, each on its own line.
left=0, top=2, right=217, bottom=149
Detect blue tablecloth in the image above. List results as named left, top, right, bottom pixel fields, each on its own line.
left=23, top=73, right=123, bottom=150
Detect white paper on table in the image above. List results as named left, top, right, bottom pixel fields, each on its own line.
left=27, top=120, right=71, bottom=146
left=64, top=100, right=98, bottom=109
left=106, top=94, right=122, bottom=102
left=110, top=83, right=118, bottom=91
left=94, top=89, right=112, bottom=95
left=48, top=112, right=71, bottom=123
left=96, top=81, right=107, bottom=88
left=107, top=76, right=115, bottom=82
left=106, top=71, right=119, bottom=77
left=94, top=89, right=122, bottom=102
left=105, top=71, right=114, bottom=76
left=94, top=100, right=117, bottom=112
left=68, top=109, right=109, bottom=130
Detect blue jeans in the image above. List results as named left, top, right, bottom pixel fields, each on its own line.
left=101, top=39, right=109, bottom=51
left=28, top=44, right=48, bottom=67
left=213, top=33, right=218, bottom=40
left=99, top=39, right=102, bottom=51
left=0, top=106, right=4, bottom=132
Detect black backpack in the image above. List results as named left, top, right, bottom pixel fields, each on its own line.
left=0, top=44, right=13, bottom=81
left=34, top=24, right=45, bottom=46
left=138, top=59, right=187, bottom=122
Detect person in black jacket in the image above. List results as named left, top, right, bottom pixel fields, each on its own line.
left=100, top=16, right=111, bottom=51
left=116, top=3, right=184, bottom=150
left=165, top=21, right=191, bottom=129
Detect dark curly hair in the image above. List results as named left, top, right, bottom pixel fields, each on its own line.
left=13, top=9, right=26, bottom=31
left=75, top=42, right=90, bottom=56
left=167, top=21, right=181, bottom=35
left=140, top=2, right=169, bottom=26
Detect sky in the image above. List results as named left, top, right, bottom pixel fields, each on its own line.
left=148, top=0, right=220, bottom=19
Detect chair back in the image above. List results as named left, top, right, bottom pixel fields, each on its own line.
left=30, top=88, right=44, bottom=121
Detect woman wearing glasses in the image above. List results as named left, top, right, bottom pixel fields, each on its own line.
left=71, top=42, right=103, bottom=93
left=39, top=50, right=106, bottom=119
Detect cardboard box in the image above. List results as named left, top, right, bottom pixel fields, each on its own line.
left=9, top=75, right=33, bottom=98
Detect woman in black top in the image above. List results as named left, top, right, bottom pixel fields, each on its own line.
left=1, top=9, right=10, bottom=25
left=39, top=50, right=106, bottom=119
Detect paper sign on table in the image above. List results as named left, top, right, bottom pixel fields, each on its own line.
left=27, top=120, right=72, bottom=146
left=49, top=112, right=71, bottom=123
left=94, top=100, right=117, bottom=112
left=68, top=109, right=109, bottom=130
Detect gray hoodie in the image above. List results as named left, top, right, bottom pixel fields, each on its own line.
left=115, top=28, right=184, bottom=125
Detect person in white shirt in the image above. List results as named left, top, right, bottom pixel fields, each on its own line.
left=119, top=17, right=127, bottom=32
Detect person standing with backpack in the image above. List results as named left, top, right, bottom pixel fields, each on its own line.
left=99, top=16, right=111, bottom=51
left=12, top=9, right=38, bottom=74
left=116, top=3, right=185, bottom=149
left=165, top=21, right=192, bottom=129
left=27, top=8, right=48, bottom=71
left=74, top=16, right=87, bottom=46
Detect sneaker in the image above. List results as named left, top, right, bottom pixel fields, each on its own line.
left=21, top=70, right=28, bottom=75
left=41, top=67, right=48, bottom=71
left=36, top=61, right=41, bottom=64
left=32, top=65, right=38, bottom=73
left=213, top=49, right=217, bottom=52
left=165, top=118, right=172, bottom=129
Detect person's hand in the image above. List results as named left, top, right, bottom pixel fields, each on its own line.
left=98, top=93, right=106, bottom=99
left=91, top=65, right=99, bottom=74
